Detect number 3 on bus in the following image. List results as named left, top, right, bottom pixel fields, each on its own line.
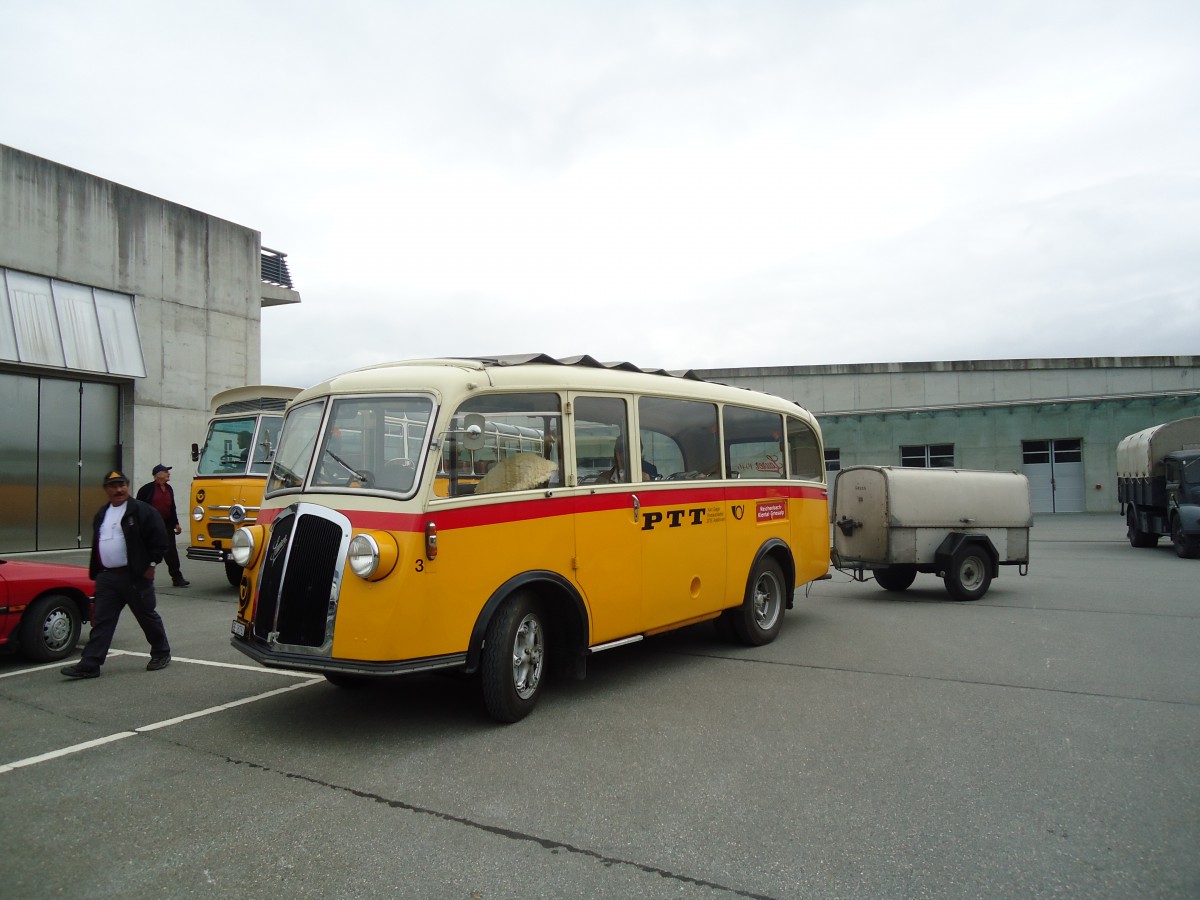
left=229, top=355, right=829, bottom=722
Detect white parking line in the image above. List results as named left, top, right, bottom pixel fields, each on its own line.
left=0, top=654, right=323, bottom=774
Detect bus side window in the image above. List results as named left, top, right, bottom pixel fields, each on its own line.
left=787, top=416, right=823, bottom=481
left=573, top=397, right=628, bottom=484
left=724, top=406, right=785, bottom=479
left=445, top=392, right=563, bottom=496
left=638, top=396, right=718, bottom=479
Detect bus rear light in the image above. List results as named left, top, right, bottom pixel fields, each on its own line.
left=425, top=521, right=438, bottom=560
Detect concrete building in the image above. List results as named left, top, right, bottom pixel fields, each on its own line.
left=697, top=357, right=1200, bottom=514
left=0, top=145, right=299, bottom=552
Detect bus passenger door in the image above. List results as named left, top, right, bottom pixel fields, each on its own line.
left=569, top=396, right=643, bottom=644
left=635, top=398, right=728, bottom=631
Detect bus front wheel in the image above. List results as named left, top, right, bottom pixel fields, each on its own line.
left=225, top=560, right=243, bottom=588
left=731, top=557, right=786, bottom=646
left=481, top=592, right=546, bottom=723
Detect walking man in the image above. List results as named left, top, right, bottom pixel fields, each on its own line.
left=61, top=470, right=173, bottom=678
left=136, top=463, right=189, bottom=587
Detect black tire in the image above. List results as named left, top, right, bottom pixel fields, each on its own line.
left=943, top=544, right=993, bottom=601
left=481, top=593, right=546, bottom=723
left=20, top=593, right=82, bottom=662
left=730, top=557, right=787, bottom=646
left=874, top=565, right=917, bottom=592
left=225, top=560, right=243, bottom=588
left=1127, top=508, right=1159, bottom=548
left=1171, top=516, right=1200, bottom=559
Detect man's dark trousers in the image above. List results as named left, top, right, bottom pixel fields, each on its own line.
left=79, top=570, right=171, bottom=669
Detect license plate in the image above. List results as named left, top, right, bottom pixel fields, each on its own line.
left=231, top=620, right=246, bottom=637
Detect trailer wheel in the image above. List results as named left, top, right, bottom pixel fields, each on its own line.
left=731, top=557, right=786, bottom=646
left=944, top=545, right=992, bottom=601
left=480, top=592, right=546, bottom=723
left=1127, top=508, right=1159, bottom=548
left=874, top=565, right=917, bottom=592
left=1171, top=516, right=1200, bottom=559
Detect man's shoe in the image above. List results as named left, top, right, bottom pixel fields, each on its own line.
left=146, top=654, right=171, bottom=671
left=172, top=578, right=190, bottom=587
left=62, top=664, right=100, bottom=679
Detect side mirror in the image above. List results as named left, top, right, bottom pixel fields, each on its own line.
left=463, top=413, right=486, bottom=451
left=191, top=442, right=200, bottom=462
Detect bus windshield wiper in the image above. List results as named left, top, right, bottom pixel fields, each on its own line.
left=326, top=450, right=368, bottom=482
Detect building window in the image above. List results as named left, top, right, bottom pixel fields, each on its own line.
left=825, top=448, right=841, bottom=472
left=1022, top=438, right=1080, bottom=465
left=901, top=443, right=955, bottom=468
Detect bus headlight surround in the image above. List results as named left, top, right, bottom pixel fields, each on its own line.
left=231, top=525, right=263, bottom=569
left=192, top=506, right=204, bottom=522
left=348, top=532, right=399, bottom=582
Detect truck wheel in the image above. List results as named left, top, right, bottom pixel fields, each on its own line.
left=225, top=560, right=244, bottom=587
left=20, top=593, right=82, bottom=662
left=1127, top=508, right=1159, bottom=548
left=874, top=565, right=917, bottom=592
left=731, top=557, right=786, bottom=646
left=944, top=545, right=992, bottom=601
left=481, top=592, right=546, bottom=723
left=1171, top=516, right=1200, bottom=559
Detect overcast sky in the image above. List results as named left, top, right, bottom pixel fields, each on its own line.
left=3, top=0, right=1198, bottom=388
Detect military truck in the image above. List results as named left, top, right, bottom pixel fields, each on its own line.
left=1117, top=416, right=1200, bottom=558
left=830, top=465, right=1032, bottom=600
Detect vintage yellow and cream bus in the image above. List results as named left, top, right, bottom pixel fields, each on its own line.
left=187, top=385, right=301, bottom=586
left=229, top=355, right=828, bottom=721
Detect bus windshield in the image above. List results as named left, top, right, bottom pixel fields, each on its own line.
left=196, top=415, right=285, bottom=476
left=267, top=396, right=435, bottom=495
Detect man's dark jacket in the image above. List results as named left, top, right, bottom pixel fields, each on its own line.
left=136, top=480, right=180, bottom=530
left=88, top=498, right=170, bottom=583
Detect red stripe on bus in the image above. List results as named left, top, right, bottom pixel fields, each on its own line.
left=256, top=483, right=827, bottom=533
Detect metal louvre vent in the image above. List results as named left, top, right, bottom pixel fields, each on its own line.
left=252, top=505, right=349, bottom=651
left=276, top=514, right=343, bottom=646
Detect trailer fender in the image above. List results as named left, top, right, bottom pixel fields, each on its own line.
left=934, top=533, right=999, bottom=578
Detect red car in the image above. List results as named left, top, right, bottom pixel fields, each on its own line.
left=0, top=559, right=94, bottom=662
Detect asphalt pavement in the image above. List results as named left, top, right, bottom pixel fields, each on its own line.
left=1, top=514, right=1197, bottom=899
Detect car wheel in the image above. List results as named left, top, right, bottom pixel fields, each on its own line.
left=731, top=557, right=786, bottom=646
left=481, top=592, right=545, bottom=723
left=20, top=593, right=82, bottom=662
left=874, top=565, right=918, bottom=592
left=944, top=545, right=993, bottom=601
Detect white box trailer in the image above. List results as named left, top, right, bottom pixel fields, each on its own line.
left=831, top=465, right=1032, bottom=600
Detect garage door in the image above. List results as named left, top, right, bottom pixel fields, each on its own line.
left=1022, top=439, right=1084, bottom=513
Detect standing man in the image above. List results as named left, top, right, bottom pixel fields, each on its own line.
left=61, top=470, right=173, bottom=678
left=136, top=464, right=189, bottom=587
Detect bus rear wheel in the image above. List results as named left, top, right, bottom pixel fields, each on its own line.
left=731, top=557, right=786, bottom=646
left=481, top=592, right=546, bottom=723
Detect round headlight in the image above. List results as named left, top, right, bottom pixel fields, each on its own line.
left=229, top=503, right=247, bottom=524
left=192, top=505, right=204, bottom=522
left=231, top=526, right=257, bottom=567
left=348, top=534, right=380, bottom=579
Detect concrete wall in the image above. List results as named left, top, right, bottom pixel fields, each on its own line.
left=0, top=144, right=266, bottom=484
